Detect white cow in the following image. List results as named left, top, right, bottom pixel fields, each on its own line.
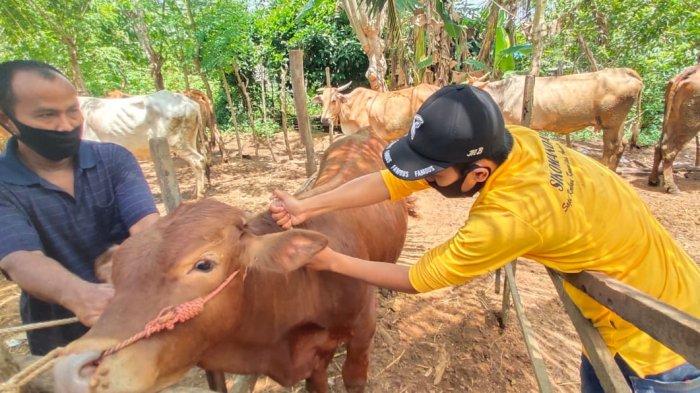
left=79, top=91, right=207, bottom=198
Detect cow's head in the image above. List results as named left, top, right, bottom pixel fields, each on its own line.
left=313, top=81, right=352, bottom=126
left=53, top=199, right=327, bottom=393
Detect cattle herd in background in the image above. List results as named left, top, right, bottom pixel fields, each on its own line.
left=0, top=65, right=698, bottom=194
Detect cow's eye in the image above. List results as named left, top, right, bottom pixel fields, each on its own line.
left=193, top=259, right=215, bottom=272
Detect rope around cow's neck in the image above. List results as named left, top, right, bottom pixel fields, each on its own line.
left=101, top=268, right=245, bottom=358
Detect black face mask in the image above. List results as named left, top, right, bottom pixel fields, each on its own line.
left=8, top=115, right=82, bottom=161
left=428, top=163, right=491, bottom=198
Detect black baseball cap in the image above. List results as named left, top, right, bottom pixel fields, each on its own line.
left=382, top=84, right=511, bottom=180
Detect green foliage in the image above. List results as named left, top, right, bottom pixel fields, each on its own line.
left=544, top=0, right=697, bottom=145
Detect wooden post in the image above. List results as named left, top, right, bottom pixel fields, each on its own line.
left=280, top=65, right=293, bottom=160
left=563, top=271, right=700, bottom=367
left=504, top=264, right=553, bottom=392
left=289, top=49, right=317, bottom=176
left=149, top=137, right=181, bottom=214
left=521, top=75, right=536, bottom=128
left=695, top=135, right=699, bottom=167
left=220, top=71, right=243, bottom=159
left=205, top=370, right=228, bottom=393
left=500, top=262, right=516, bottom=327
left=495, top=268, right=502, bottom=294
left=325, top=66, right=334, bottom=144
left=555, top=62, right=572, bottom=147
left=547, top=269, right=631, bottom=393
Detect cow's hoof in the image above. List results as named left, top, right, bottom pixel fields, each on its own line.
left=648, top=178, right=659, bottom=186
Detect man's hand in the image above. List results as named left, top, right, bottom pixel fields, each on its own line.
left=269, top=190, right=309, bottom=229
left=63, top=282, right=115, bottom=327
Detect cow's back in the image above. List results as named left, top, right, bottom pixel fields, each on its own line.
left=483, top=68, right=643, bottom=133
left=80, top=91, right=200, bottom=152
left=665, top=65, right=700, bottom=140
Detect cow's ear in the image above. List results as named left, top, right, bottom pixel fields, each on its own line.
left=312, top=95, right=322, bottom=104
left=242, top=229, right=328, bottom=273
left=94, top=245, right=118, bottom=284
left=338, top=94, right=348, bottom=103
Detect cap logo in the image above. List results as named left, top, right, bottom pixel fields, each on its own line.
left=467, top=147, right=484, bottom=157
left=410, top=115, right=424, bottom=140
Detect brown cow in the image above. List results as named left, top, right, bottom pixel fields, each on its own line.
left=315, top=82, right=439, bottom=141
left=104, top=89, right=130, bottom=98
left=649, top=65, right=700, bottom=193
left=470, top=68, right=643, bottom=170
left=53, top=132, right=408, bottom=393
left=182, top=89, right=228, bottom=162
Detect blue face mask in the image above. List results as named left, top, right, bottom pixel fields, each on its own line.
left=428, top=163, right=491, bottom=198
left=8, top=114, right=82, bottom=161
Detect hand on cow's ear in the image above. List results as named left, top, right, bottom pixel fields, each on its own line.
left=94, top=245, right=118, bottom=284
left=242, top=229, right=328, bottom=273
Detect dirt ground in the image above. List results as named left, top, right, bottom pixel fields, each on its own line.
left=0, top=130, right=698, bottom=392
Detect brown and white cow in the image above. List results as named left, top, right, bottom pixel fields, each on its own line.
left=649, top=64, right=700, bottom=193
left=470, top=68, right=643, bottom=170
left=315, top=82, right=439, bottom=141
left=53, top=132, right=408, bottom=393
left=79, top=91, right=208, bottom=198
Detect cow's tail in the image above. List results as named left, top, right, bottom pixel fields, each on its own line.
left=629, top=86, right=643, bottom=149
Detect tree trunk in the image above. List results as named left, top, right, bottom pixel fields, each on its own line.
left=477, top=1, right=500, bottom=68
left=63, top=35, right=88, bottom=95
left=234, top=64, right=276, bottom=162
left=183, top=0, right=215, bottom=100
left=126, top=7, right=165, bottom=91
left=340, top=0, right=387, bottom=91
left=279, top=65, right=293, bottom=160
left=261, top=76, right=268, bottom=123
left=529, top=0, right=546, bottom=76
left=179, top=48, right=191, bottom=90
left=521, top=0, right=546, bottom=127
left=577, top=34, right=600, bottom=71
left=220, top=71, right=242, bottom=159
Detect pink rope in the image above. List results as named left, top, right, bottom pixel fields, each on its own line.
left=101, top=268, right=243, bottom=358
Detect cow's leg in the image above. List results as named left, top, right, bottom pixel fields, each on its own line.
left=179, top=147, right=207, bottom=198
left=661, top=147, right=681, bottom=194
left=342, top=299, right=376, bottom=393
left=649, top=144, right=663, bottom=186
left=601, top=125, right=626, bottom=171
left=304, top=349, right=335, bottom=393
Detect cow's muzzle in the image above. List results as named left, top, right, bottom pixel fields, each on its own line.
left=320, top=116, right=332, bottom=126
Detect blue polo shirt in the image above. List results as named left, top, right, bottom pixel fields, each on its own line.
left=0, top=137, right=157, bottom=355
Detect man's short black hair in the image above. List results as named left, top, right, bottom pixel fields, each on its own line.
left=0, top=60, right=66, bottom=115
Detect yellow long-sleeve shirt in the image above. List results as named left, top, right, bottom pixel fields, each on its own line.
left=380, top=125, right=700, bottom=377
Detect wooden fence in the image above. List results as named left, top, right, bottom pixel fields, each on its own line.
left=498, top=261, right=700, bottom=393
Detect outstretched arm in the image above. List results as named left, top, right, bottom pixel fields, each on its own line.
left=270, top=171, right=390, bottom=229
left=308, top=247, right=417, bottom=293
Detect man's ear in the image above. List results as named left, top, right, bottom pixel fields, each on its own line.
left=94, top=245, right=118, bottom=284
left=241, top=229, right=328, bottom=273
left=0, top=112, right=18, bottom=136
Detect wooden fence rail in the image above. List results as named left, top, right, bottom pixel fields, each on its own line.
left=499, top=261, right=700, bottom=393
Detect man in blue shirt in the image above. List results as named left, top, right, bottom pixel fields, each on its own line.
left=0, top=60, right=159, bottom=355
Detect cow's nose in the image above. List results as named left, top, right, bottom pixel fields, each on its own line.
left=320, top=117, right=330, bottom=126
left=54, top=350, right=101, bottom=393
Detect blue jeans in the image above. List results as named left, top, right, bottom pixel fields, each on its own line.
left=581, top=355, right=700, bottom=392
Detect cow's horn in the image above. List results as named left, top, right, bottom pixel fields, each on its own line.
left=477, top=72, right=491, bottom=82
left=336, top=81, right=352, bottom=92
left=316, top=87, right=326, bottom=93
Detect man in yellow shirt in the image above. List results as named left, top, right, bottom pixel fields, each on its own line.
left=269, top=85, right=700, bottom=392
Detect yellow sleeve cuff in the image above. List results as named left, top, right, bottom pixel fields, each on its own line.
left=380, top=169, right=430, bottom=201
